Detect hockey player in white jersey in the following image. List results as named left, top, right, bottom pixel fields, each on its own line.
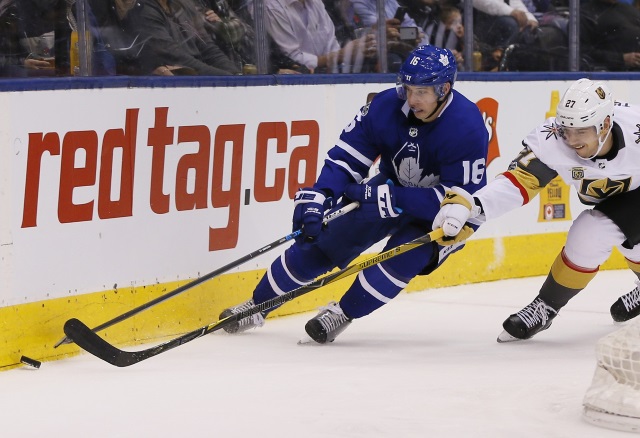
left=433, top=78, right=640, bottom=342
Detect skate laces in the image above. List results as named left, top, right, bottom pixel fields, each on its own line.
left=621, top=281, right=640, bottom=312
left=316, top=302, right=349, bottom=332
left=516, top=298, right=556, bottom=329
left=231, top=299, right=265, bottom=328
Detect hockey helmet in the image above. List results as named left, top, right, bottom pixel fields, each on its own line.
left=555, top=78, right=614, bottom=158
left=396, top=45, right=457, bottom=101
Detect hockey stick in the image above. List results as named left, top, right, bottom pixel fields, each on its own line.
left=63, top=228, right=445, bottom=367
left=54, top=202, right=359, bottom=348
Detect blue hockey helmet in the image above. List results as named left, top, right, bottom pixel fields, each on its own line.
left=396, top=45, right=457, bottom=101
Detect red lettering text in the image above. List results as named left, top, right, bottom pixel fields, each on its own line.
left=210, top=124, right=244, bottom=251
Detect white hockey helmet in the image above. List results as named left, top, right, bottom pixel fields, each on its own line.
left=555, top=78, right=614, bottom=158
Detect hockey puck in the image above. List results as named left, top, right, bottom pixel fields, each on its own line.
left=20, top=355, right=41, bottom=369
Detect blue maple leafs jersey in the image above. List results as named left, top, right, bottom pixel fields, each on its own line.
left=315, top=87, right=489, bottom=222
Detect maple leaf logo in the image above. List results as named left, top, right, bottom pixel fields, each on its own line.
left=393, top=142, right=440, bottom=187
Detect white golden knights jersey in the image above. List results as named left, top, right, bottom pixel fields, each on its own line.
left=476, top=101, right=640, bottom=221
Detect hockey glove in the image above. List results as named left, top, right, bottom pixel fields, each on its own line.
left=432, top=187, right=481, bottom=246
left=293, top=188, right=333, bottom=246
left=343, top=179, right=402, bottom=220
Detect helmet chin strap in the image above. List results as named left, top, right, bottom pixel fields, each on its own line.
left=419, top=92, right=449, bottom=120
left=578, top=125, right=613, bottom=160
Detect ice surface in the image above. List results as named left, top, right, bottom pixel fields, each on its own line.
left=1, top=270, right=637, bottom=437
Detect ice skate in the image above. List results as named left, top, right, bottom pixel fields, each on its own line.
left=304, top=301, right=352, bottom=344
left=610, top=281, right=640, bottom=322
left=219, top=299, right=265, bottom=334
left=497, top=297, right=557, bottom=343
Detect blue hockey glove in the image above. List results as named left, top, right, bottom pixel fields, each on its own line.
left=432, top=187, right=481, bottom=246
left=292, top=188, right=333, bottom=245
left=343, top=179, right=402, bottom=219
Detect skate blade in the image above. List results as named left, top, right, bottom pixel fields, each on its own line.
left=496, top=330, right=521, bottom=343
left=297, top=333, right=321, bottom=345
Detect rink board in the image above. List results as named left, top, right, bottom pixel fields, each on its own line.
left=0, top=75, right=637, bottom=369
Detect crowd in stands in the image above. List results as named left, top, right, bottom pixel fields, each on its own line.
left=0, top=0, right=638, bottom=77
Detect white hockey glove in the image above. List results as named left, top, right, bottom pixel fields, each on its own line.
left=432, top=187, right=481, bottom=246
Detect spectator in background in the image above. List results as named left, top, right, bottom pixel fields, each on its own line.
left=265, top=0, right=377, bottom=73
left=82, top=0, right=139, bottom=75
left=522, top=0, right=568, bottom=34
left=0, top=0, right=81, bottom=77
left=439, top=6, right=465, bottom=63
left=14, top=0, right=57, bottom=75
left=351, top=0, right=419, bottom=28
left=195, top=0, right=256, bottom=71
left=222, top=0, right=311, bottom=73
left=323, top=0, right=357, bottom=45
left=0, top=0, right=11, bottom=18
left=227, top=0, right=252, bottom=19
left=0, top=0, right=27, bottom=76
left=472, top=0, right=538, bottom=49
left=404, top=0, right=465, bottom=67
left=349, top=0, right=424, bottom=70
left=497, top=0, right=568, bottom=71
left=124, top=0, right=240, bottom=75
left=580, top=0, right=640, bottom=71
left=200, top=0, right=325, bottom=75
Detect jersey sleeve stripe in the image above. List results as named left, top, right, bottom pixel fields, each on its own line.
left=433, top=185, right=447, bottom=203
left=325, top=157, right=366, bottom=183
left=335, top=139, right=375, bottom=167
left=503, top=169, right=542, bottom=204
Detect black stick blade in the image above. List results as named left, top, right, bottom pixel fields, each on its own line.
left=64, top=318, right=211, bottom=367
left=64, top=318, right=132, bottom=367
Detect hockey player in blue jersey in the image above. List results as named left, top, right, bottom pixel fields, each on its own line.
left=220, top=45, right=489, bottom=344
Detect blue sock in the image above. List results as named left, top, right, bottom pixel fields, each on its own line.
left=339, top=263, right=409, bottom=319
left=253, top=253, right=307, bottom=304
left=254, top=245, right=333, bottom=305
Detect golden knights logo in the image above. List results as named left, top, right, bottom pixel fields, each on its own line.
left=571, top=167, right=585, bottom=180
left=595, top=87, right=606, bottom=100
left=579, top=177, right=631, bottom=200
left=541, top=123, right=562, bottom=140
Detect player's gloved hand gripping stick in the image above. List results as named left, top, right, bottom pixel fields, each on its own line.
left=64, top=228, right=445, bottom=367
left=432, top=187, right=481, bottom=245
left=343, top=178, right=402, bottom=219
left=54, top=202, right=359, bottom=348
left=292, top=187, right=334, bottom=247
